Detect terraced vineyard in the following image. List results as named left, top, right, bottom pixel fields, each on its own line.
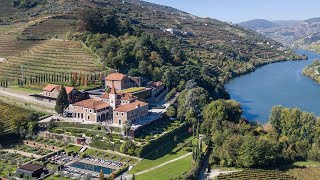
left=0, top=25, right=39, bottom=57
left=217, top=170, right=295, bottom=180
left=0, top=39, right=103, bottom=82
left=286, top=167, right=320, bottom=180
left=21, top=17, right=77, bottom=40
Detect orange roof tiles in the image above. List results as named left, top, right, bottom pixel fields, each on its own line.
left=114, top=100, right=148, bottom=112
left=106, top=72, right=126, bottom=81
left=73, top=99, right=109, bottom=110
left=43, top=84, right=74, bottom=94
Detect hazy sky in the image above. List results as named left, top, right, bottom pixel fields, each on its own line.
left=144, top=0, right=320, bottom=23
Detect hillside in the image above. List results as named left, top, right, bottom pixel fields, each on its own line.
left=102, top=0, right=299, bottom=79
left=239, top=17, right=320, bottom=52
left=0, top=0, right=300, bottom=84
left=238, top=19, right=280, bottom=30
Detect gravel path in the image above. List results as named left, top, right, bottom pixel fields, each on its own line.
left=135, top=152, right=192, bottom=175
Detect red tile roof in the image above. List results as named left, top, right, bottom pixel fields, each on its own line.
left=43, top=84, right=74, bottom=94
left=114, top=100, right=148, bottom=112
left=106, top=72, right=126, bottom=81
left=73, top=99, right=109, bottom=110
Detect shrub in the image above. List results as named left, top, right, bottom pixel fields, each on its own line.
left=165, top=88, right=176, bottom=101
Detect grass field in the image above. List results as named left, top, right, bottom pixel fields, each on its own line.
left=9, top=86, right=42, bottom=94
left=293, top=161, right=320, bottom=167
left=135, top=154, right=192, bottom=180
left=0, top=100, right=34, bottom=133
left=129, top=135, right=194, bottom=174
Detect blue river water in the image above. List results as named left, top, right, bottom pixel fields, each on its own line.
left=225, top=49, right=320, bottom=123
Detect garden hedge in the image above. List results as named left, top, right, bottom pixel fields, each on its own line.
left=136, top=123, right=190, bottom=157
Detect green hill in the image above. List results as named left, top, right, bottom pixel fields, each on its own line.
left=0, top=0, right=301, bottom=84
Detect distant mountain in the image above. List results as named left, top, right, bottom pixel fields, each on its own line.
left=271, top=20, right=299, bottom=26
left=238, top=19, right=280, bottom=30
left=238, top=17, right=320, bottom=52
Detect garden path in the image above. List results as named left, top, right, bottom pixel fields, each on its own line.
left=3, top=149, right=42, bottom=159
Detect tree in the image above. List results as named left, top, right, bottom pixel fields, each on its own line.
left=269, top=105, right=283, bottom=136
left=0, top=120, right=4, bottom=136
left=55, top=86, right=69, bottom=115
left=120, top=140, right=136, bottom=156
left=123, top=121, right=131, bottom=136
left=182, top=87, right=209, bottom=123
left=166, top=105, right=177, bottom=118
left=99, top=170, right=105, bottom=180
left=27, top=121, right=37, bottom=135
left=201, top=100, right=242, bottom=134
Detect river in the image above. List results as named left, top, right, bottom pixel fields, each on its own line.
left=225, top=49, right=320, bottom=124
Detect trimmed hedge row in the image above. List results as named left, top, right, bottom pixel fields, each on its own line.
left=51, top=122, right=122, bottom=132
left=136, top=123, right=190, bottom=157
left=109, top=164, right=129, bottom=178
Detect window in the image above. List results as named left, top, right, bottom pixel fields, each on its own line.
left=119, top=119, right=122, bottom=125
left=90, top=109, right=92, bottom=113
left=116, top=112, right=119, bottom=116
left=121, top=112, right=124, bottom=117
left=88, top=116, right=90, bottom=120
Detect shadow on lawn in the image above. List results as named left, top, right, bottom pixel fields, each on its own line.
left=143, top=132, right=192, bottom=161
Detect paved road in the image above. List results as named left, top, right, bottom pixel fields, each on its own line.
left=0, top=88, right=55, bottom=113
left=134, top=152, right=192, bottom=176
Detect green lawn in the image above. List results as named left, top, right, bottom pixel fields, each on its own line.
left=64, top=144, right=81, bottom=153
left=9, top=86, right=42, bottom=94
left=129, top=135, right=194, bottom=174
left=135, top=154, right=192, bottom=180
left=293, top=161, right=320, bottom=166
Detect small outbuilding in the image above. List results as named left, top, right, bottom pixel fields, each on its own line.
left=16, top=163, right=45, bottom=178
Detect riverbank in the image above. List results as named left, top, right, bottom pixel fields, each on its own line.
left=302, top=60, right=320, bottom=84
left=225, top=49, right=320, bottom=123
left=223, top=54, right=308, bottom=83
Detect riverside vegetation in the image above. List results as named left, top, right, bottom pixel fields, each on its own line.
left=303, top=60, right=320, bottom=84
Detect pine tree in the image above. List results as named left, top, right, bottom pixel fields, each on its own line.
left=55, top=86, right=69, bottom=115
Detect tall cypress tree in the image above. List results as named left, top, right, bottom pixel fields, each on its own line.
left=55, top=86, right=69, bottom=115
